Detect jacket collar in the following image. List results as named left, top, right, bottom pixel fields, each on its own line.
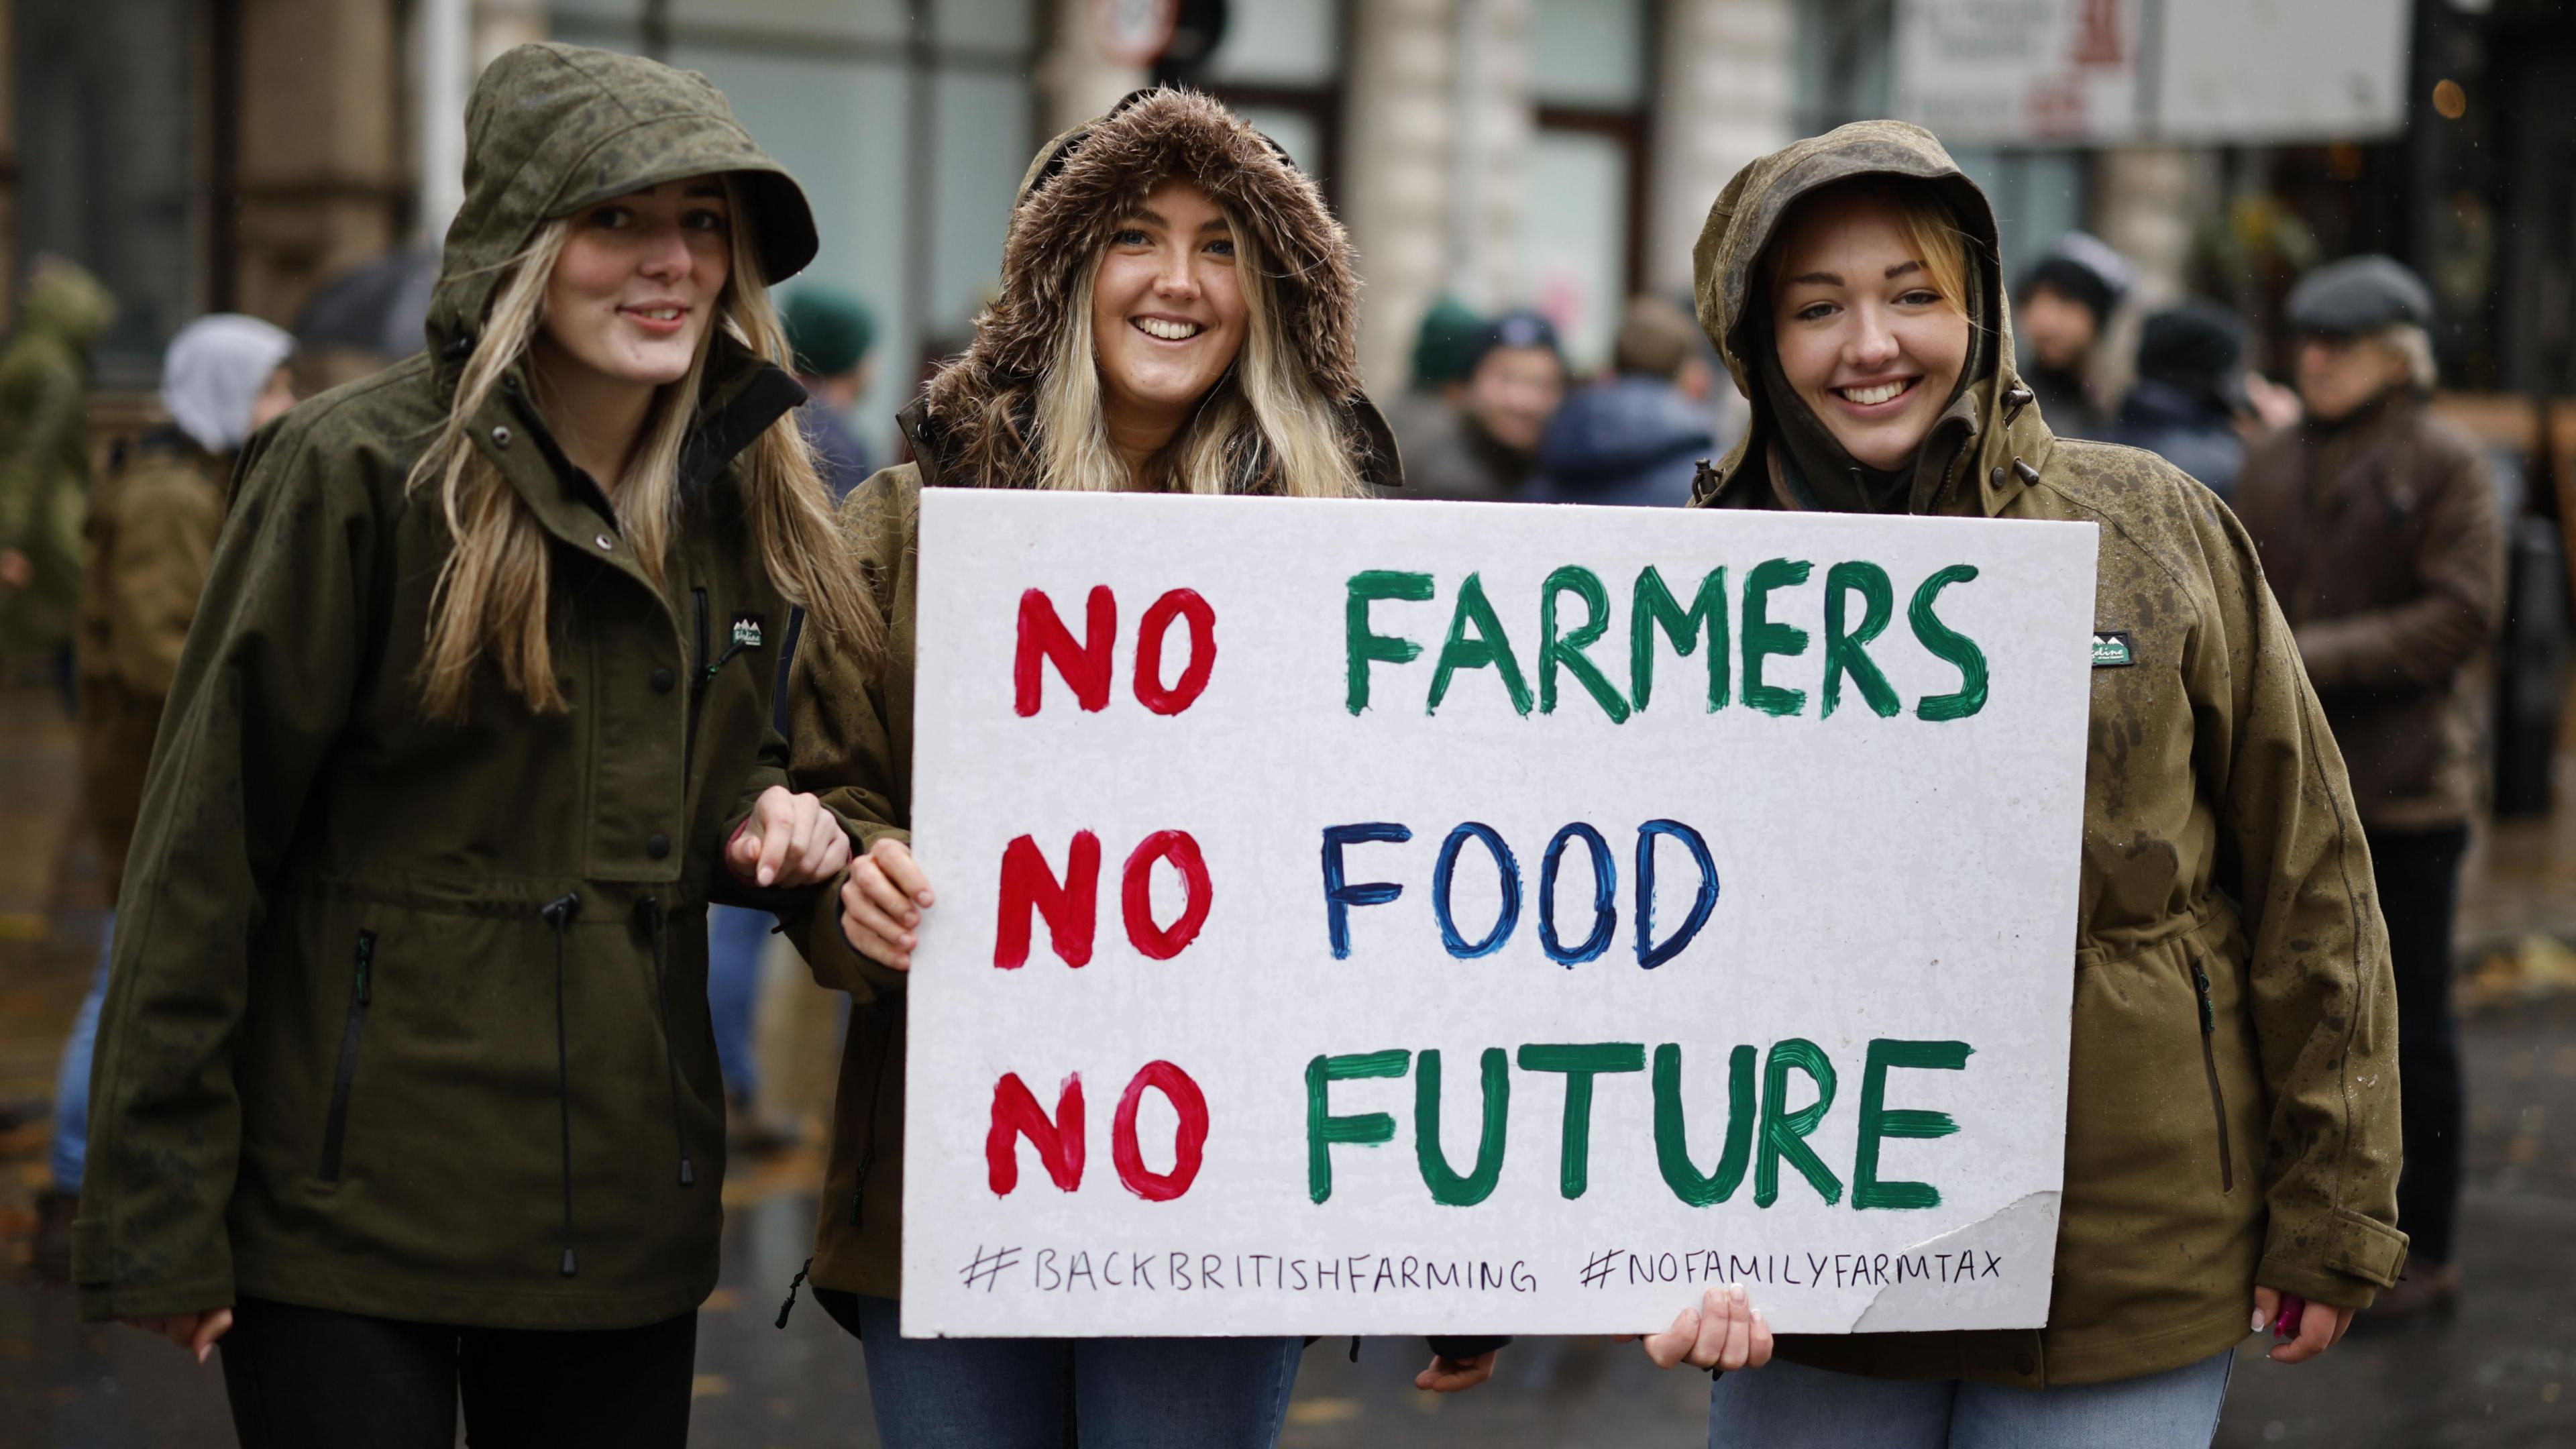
left=463, top=336, right=805, bottom=602
left=896, top=390, right=1407, bottom=496
left=1705, top=369, right=2057, bottom=519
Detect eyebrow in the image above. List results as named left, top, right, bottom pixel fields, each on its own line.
left=1119, top=210, right=1231, bottom=234
left=1785, top=260, right=1926, bottom=288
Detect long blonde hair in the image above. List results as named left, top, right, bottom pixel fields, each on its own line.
left=1031, top=207, right=1367, bottom=498
left=407, top=190, right=877, bottom=720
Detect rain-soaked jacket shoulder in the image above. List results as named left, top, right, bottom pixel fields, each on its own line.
left=74, top=43, right=825, bottom=1329
left=1689, top=121, right=2404, bottom=1387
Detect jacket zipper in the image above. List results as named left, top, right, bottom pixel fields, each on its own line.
left=2189, top=959, right=2236, bottom=1193
left=317, top=930, right=376, bottom=1182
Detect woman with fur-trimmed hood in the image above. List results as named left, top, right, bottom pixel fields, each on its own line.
left=781, top=89, right=1503, bottom=1445
left=1600, top=123, right=2404, bottom=1444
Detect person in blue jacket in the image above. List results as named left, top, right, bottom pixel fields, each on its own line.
left=1529, top=297, right=1719, bottom=507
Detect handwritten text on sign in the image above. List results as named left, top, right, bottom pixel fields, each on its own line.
left=902, top=493, right=2098, bottom=1337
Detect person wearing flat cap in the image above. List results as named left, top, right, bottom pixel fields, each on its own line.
left=2233, top=254, right=2507, bottom=1323
left=2104, top=299, right=2253, bottom=500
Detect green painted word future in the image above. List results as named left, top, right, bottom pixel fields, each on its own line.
left=1307, top=1038, right=1974, bottom=1212
left=1345, top=563, right=1988, bottom=722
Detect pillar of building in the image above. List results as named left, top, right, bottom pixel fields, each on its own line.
left=1036, top=0, right=1150, bottom=141
left=2088, top=144, right=2217, bottom=395
left=1648, top=0, right=1796, bottom=303
left=233, top=0, right=405, bottom=327
left=412, top=0, right=549, bottom=251
left=1340, top=0, right=1456, bottom=393
left=1445, top=0, right=1530, bottom=317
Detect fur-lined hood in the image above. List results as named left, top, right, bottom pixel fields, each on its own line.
left=914, top=87, right=1395, bottom=491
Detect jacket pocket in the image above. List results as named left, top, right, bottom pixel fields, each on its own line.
left=2188, top=957, right=2235, bottom=1194
left=316, top=928, right=376, bottom=1183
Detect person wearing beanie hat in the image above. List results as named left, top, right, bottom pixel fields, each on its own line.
left=1405, top=307, right=1566, bottom=502
left=2016, top=231, right=2134, bottom=439
left=31, top=315, right=299, bottom=1285
left=780, top=284, right=879, bottom=500
left=1381, top=294, right=1487, bottom=492
left=2103, top=299, right=2251, bottom=500
left=2234, top=254, right=2504, bottom=1324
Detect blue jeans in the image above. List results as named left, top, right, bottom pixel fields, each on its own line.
left=50, top=911, right=112, bottom=1190
left=849, top=1295, right=1301, bottom=1449
left=705, top=905, right=769, bottom=1102
left=1710, top=1348, right=2234, bottom=1448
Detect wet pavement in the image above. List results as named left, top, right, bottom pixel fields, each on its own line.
left=3, top=676, right=2573, bottom=1446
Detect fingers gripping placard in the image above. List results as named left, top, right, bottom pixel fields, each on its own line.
left=902, top=493, right=2096, bottom=1338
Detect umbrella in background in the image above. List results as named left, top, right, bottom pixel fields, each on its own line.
left=294, top=246, right=439, bottom=362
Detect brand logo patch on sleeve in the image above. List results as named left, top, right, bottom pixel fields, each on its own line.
left=731, top=614, right=765, bottom=650
left=2091, top=631, right=2134, bottom=668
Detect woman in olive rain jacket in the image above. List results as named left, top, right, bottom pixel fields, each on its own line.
left=1610, top=123, right=2406, bottom=1446
left=780, top=89, right=1506, bottom=1448
left=74, top=44, right=874, bottom=1448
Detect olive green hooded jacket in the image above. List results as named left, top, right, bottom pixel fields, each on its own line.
left=1689, top=122, right=2405, bottom=1386
left=0, top=259, right=115, bottom=658
left=74, top=42, right=828, bottom=1330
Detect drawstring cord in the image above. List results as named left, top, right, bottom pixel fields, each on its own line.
left=775, top=1256, right=812, bottom=1329
left=540, top=891, right=582, bottom=1276
left=637, top=896, right=696, bottom=1187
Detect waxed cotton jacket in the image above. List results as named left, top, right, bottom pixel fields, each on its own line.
left=0, top=260, right=114, bottom=658
left=74, top=432, right=228, bottom=902
left=2232, top=392, right=2504, bottom=831
left=74, top=42, right=832, bottom=1329
left=1688, top=122, right=2405, bottom=1387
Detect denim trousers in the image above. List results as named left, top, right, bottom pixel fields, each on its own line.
left=1709, top=1348, right=2235, bottom=1448
left=849, top=1294, right=1302, bottom=1449
left=705, top=904, right=770, bottom=1102
left=50, top=910, right=112, bottom=1189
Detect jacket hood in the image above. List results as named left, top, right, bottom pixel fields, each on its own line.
left=162, top=314, right=296, bottom=455
left=1688, top=121, right=2052, bottom=514
left=20, top=258, right=115, bottom=351
left=918, top=87, right=1390, bottom=491
left=425, top=43, right=816, bottom=365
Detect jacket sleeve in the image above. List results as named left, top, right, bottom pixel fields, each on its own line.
left=780, top=472, right=915, bottom=1006
left=0, top=360, right=81, bottom=549
left=2196, top=504, right=2408, bottom=1309
left=704, top=709, right=796, bottom=911
left=104, top=472, right=225, bottom=697
left=72, top=419, right=374, bottom=1322
left=2292, top=437, right=2504, bottom=694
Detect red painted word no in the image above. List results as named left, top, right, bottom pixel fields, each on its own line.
left=1014, top=585, right=1217, bottom=716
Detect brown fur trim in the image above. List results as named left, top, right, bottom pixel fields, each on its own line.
left=918, top=87, right=1362, bottom=490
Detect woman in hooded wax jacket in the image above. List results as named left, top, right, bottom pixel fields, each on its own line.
left=780, top=89, right=1507, bottom=1448
left=1571, top=123, right=2406, bottom=1444
left=72, top=44, right=873, bottom=1448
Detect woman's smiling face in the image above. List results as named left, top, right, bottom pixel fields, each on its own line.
left=1766, top=190, right=1972, bottom=472
left=1090, top=177, right=1248, bottom=425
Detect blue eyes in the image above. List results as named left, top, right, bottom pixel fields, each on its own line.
left=1110, top=228, right=1236, bottom=258
left=1792, top=290, right=1943, bottom=323
left=585, top=206, right=729, bottom=233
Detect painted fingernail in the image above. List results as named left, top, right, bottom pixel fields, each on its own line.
left=2252, top=1309, right=2267, bottom=1332
left=1732, top=1283, right=1747, bottom=1303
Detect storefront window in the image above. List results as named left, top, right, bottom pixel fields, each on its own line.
left=1522, top=0, right=1650, bottom=370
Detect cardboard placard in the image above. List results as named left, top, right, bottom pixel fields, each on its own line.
left=900, top=492, right=2097, bottom=1337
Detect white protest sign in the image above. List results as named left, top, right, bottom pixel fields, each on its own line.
left=902, top=492, right=2097, bottom=1338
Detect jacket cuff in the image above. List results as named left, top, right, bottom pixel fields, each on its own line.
left=72, top=1220, right=235, bottom=1323
left=1427, top=1334, right=1510, bottom=1360
left=2258, top=1208, right=2408, bottom=1310
left=798, top=870, right=910, bottom=1003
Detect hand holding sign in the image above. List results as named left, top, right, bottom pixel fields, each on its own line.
left=843, top=838, right=937, bottom=969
